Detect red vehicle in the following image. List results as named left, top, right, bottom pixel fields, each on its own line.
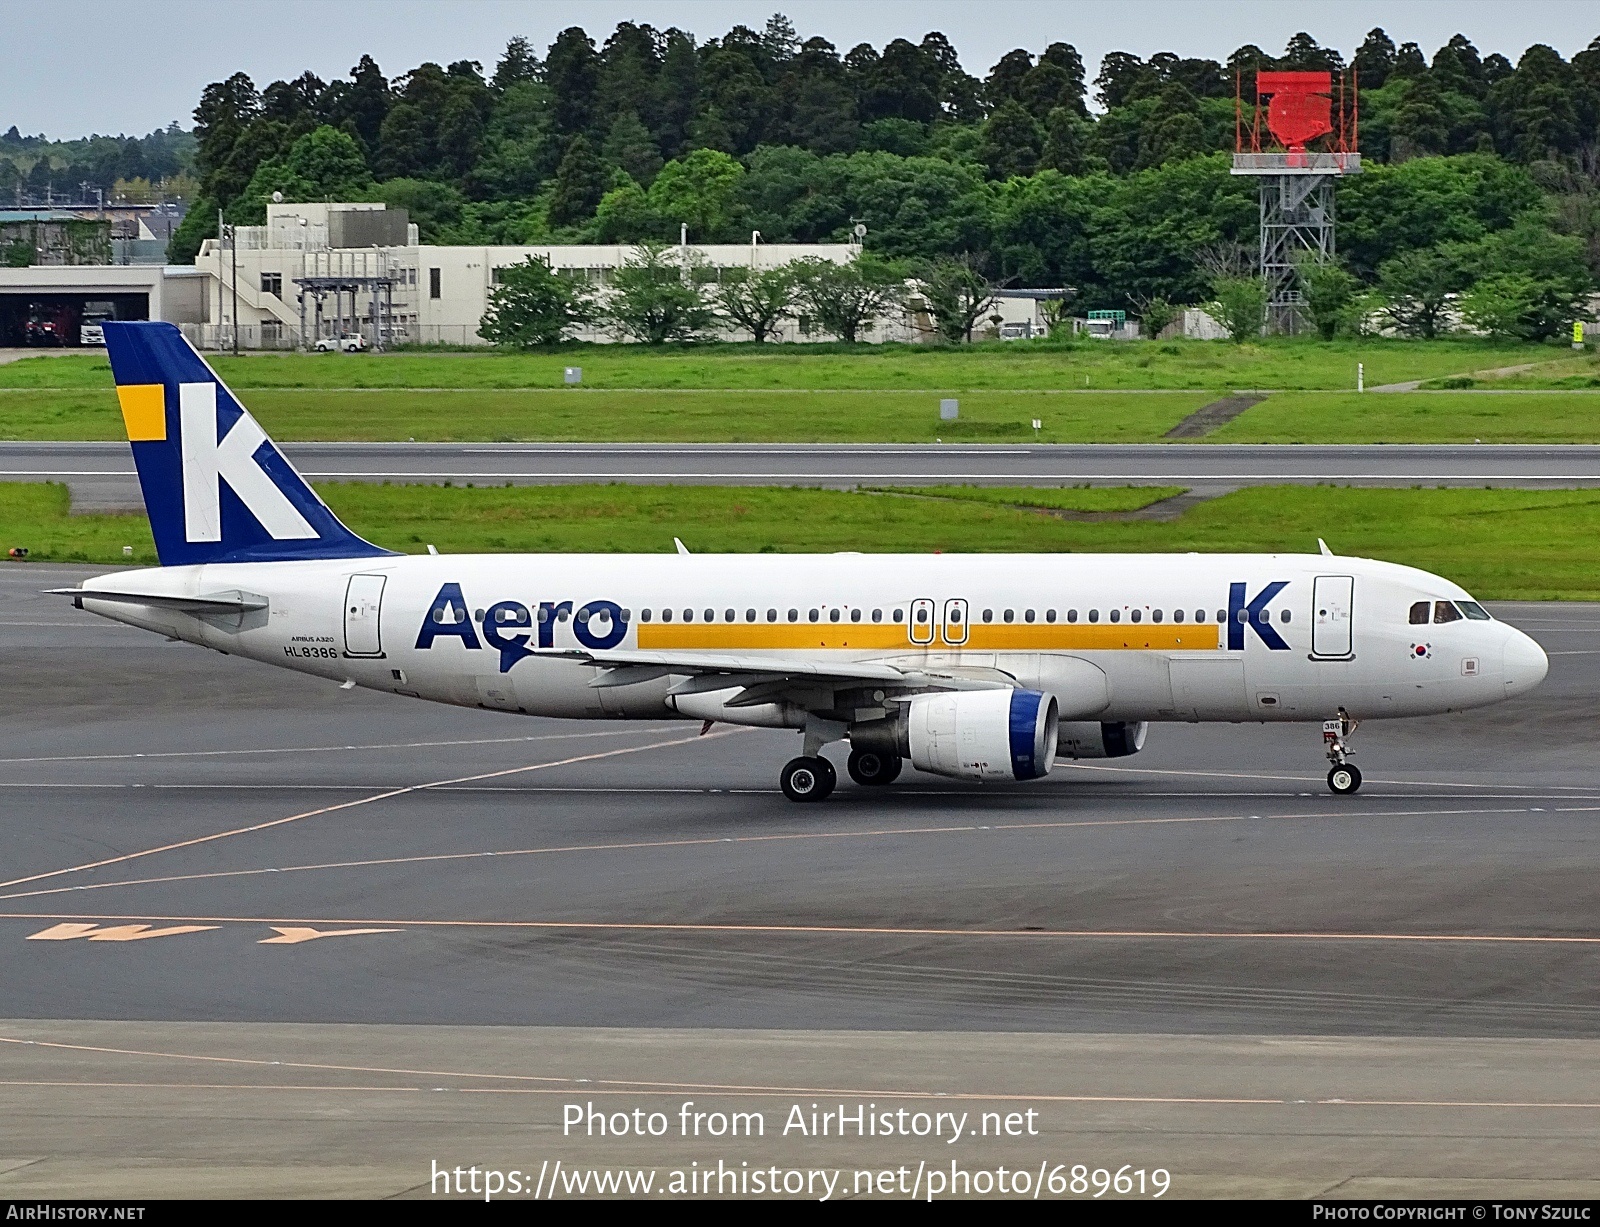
left=24, top=304, right=73, bottom=347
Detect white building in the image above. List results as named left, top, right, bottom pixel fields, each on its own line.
left=191, top=202, right=880, bottom=349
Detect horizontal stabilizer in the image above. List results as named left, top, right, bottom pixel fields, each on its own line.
left=46, top=587, right=268, bottom=613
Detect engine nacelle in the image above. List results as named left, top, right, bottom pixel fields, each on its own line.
left=897, top=688, right=1059, bottom=782
left=1056, top=720, right=1148, bottom=759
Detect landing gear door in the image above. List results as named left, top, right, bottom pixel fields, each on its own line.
left=942, top=598, right=968, bottom=645
left=909, top=598, right=936, bottom=645
left=344, top=574, right=387, bottom=657
left=1311, top=575, right=1354, bottom=658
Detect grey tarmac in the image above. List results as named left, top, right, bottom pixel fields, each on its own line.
left=5, top=441, right=1600, bottom=513
left=2, top=564, right=1599, bottom=1198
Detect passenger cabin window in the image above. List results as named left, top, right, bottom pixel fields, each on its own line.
left=1129, top=609, right=1141, bottom=623
left=1003, top=609, right=1014, bottom=623
left=1434, top=601, right=1463, bottom=624
left=1215, top=609, right=1225, bottom=623
left=872, top=609, right=882, bottom=622
left=640, top=609, right=651, bottom=622
left=767, top=609, right=777, bottom=622
left=1088, top=610, right=1099, bottom=623
left=1067, top=609, right=1078, bottom=622
left=683, top=609, right=694, bottom=622
left=661, top=609, right=672, bottom=622
left=1459, top=601, right=1492, bottom=621
left=982, top=609, right=993, bottom=623
left=893, top=609, right=904, bottom=622
left=850, top=609, right=861, bottom=622
left=704, top=608, right=714, bottom=622
left=809, top=609, right=819, bottom=622
left=1046, top=609, right=1056, bottom=623
left=746, top=609, right=756, bottom=622
left=829, top=609, right=840, bottom=622
left=1151, top=609, right=1162, bottom=622
left=1025, top=609, right=1035, bottom=623
left=1280, top=609, right=1291, bottom=623
left=1110, top=609, right=1121, bottom=623
left=788, top=609, right=798, bottom=622
left=725, top=609, right=735, bottom=622
left=1409, top=601, right=1431, bottom=625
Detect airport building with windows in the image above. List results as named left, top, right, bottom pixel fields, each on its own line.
left=190, top=201, right=878, bottom=349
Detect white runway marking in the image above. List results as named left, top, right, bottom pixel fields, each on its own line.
left=0, top=804, right=1567, bottom=906
left=0, top=727, right=648, bottom=765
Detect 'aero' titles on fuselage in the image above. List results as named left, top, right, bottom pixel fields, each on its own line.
left=410, top=581, right=1296, bottom=674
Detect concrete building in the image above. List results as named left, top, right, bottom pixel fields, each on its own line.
left=191, top=201, right=873, bottom=349
left=0, top=262, right=205, bottom=347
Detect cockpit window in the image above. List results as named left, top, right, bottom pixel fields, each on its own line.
left=1433, top=601, right=1463, bottom=624
left=1458, top=601, right=1492, bottom=621
left=1409, top=601, right=1430, bottom=625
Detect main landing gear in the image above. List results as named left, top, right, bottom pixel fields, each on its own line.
left=780, top=756, right=836, bottom=802
left=1323, top=707, right=1362, bottom=795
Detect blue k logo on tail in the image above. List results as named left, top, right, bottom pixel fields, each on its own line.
left=103, top=322, right=394, bottom=566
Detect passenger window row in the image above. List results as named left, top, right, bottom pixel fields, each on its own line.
left=635, top=607, right=910, bottom=624
left=469, top=604, right=1298, bottom=628
left=979, top=607, right=1291, bottom=625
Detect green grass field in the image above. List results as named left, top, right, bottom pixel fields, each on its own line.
left=0, top=336, right=1564, bottom=392
left=9, top=480, right=1600, bottom=600
left=0, top=387, right=1206, bottom=443
left=1210, top=391, right=1600, bottom=443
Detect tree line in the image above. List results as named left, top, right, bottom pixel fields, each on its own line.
left=0, top=124, right=196, bottom=204
left=140, top=16, right=1600, bottom=334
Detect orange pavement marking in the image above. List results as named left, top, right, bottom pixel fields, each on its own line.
left=3, top=912, right=1598, bottom=946
left=25, top=922, right=218, bottom=942
left=258, top=926, right=400, bottom=945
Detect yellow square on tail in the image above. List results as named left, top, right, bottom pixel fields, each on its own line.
left=116, top=384, right=166, bottom=441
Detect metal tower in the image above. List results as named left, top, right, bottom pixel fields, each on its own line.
left=1232, top=71, right=1360, bottom=335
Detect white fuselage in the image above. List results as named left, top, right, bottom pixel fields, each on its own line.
left=77, top=551, right=1547, bottom=728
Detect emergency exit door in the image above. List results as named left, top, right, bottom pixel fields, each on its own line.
left=343, top=574, right=387, bottom=657
left=1311, top=575, right=1354, bottom=658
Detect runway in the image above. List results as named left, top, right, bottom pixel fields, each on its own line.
left=5, top=440, right=1600, bottom=512
left=4, top=562, right=1600, bottom=1197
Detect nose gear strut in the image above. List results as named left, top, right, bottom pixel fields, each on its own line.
left=1323, top=706, right=1362, bottom=794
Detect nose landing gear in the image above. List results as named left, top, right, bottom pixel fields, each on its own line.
left=1323, top=707, right=1362, bottom=795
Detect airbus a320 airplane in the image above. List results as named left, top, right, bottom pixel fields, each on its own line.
left=55, top=322, right=1548, bottom=802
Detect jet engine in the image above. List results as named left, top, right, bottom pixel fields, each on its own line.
left=851, top=688, right=1058, bottom=782
left=1056, top=720, right=1148, bottom=759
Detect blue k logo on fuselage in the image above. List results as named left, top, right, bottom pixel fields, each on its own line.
left=1228, top=581, right=1291, bottom=650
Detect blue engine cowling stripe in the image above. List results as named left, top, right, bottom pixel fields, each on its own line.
left=1008, top=689, right=1046, bottom=780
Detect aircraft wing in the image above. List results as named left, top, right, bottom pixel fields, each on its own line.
left=531, top=648, right=1013, bottom=713
left=537, top=647, right=913, bottom=685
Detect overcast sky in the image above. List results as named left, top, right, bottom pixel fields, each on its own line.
left=6, top=0, right=1598, bottom=140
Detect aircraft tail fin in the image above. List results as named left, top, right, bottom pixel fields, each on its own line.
left=103, top=321, right=394, bottom=566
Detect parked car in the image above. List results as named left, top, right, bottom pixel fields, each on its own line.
left=314, top=333, right=369, bottom=353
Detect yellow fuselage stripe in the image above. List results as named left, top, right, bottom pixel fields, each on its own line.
left=637, top=624, right=1221, bottom=652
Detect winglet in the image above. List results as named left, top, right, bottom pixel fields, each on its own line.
left=674, top=537, right=690, bottom=556
left=1318, top=538, right=1334, bottom=556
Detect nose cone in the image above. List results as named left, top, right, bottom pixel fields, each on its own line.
left=1501, top=627, right=1548, bottom=695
